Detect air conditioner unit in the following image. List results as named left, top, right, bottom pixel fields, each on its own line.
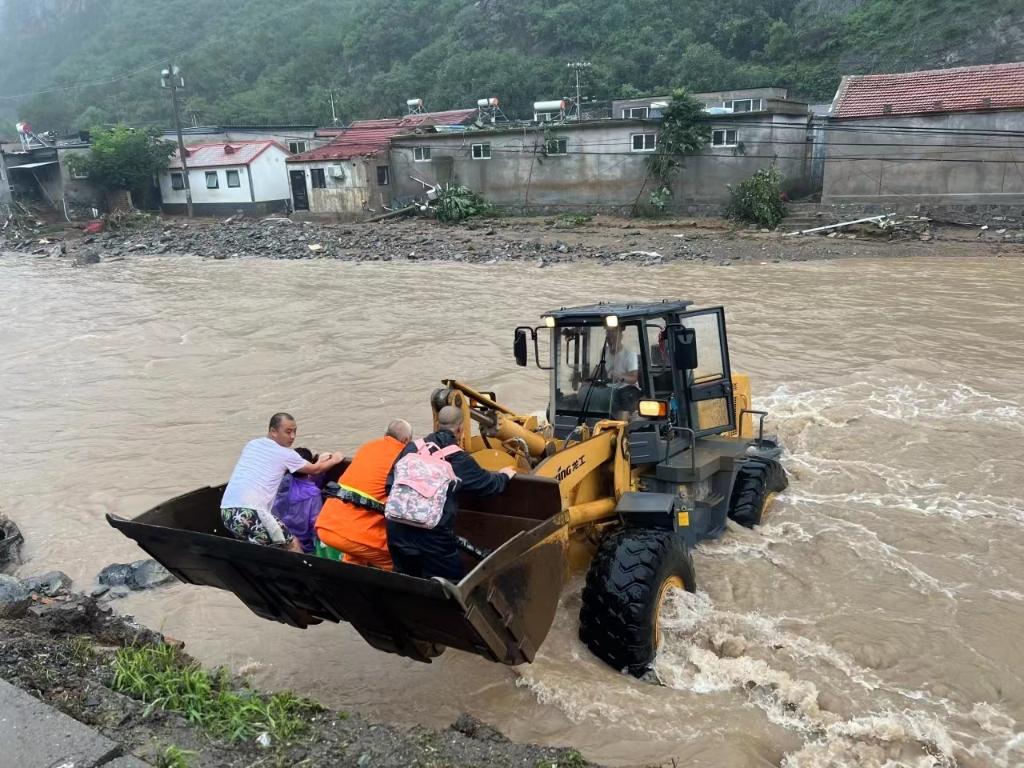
left=329, top=164, right=345, bottom=179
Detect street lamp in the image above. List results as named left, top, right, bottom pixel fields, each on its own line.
left=161, top=64, right=193, bottom=218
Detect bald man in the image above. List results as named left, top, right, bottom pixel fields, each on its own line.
left=385, top=406, right=515, bottom=581
left=315, top=419, right=414, bottom=569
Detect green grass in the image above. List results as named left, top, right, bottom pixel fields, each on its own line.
left=155, top=745, right=195, bottom=768
left=536, top=750, right=588, bottom=768
left=111, top=644, right=319, bottom=743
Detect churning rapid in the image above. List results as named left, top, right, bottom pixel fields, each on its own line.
left=1, top=252, right=1022, bottom=767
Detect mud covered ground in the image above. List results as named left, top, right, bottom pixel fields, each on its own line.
left=0, top=588, right=597, bottom=768
left=3, top=211, right=1023, bottom=267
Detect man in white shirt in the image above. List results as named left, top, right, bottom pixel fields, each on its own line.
left=605, top=327, right=639, bottom=385
left=221, top=412, right=344, bottom=552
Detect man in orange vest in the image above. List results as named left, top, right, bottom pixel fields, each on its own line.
left=315, top=419, right=413, bottom=569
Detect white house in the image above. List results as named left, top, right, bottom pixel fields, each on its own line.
left=159, top=140, right=291, bottom=216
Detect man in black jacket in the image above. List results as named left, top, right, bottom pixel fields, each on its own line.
left=386, top=405, right=515, bottom=581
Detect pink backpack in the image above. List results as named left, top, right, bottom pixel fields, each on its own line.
left=385, top=439, right=462, bottom=529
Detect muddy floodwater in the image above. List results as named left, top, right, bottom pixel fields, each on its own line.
left=2, top=251, right=1023, bottom=767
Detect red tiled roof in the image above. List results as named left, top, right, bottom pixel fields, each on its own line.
left=832, top=62, right=1024, bottom=119
left=169, top=140, right=288, bottom=169
left=297, top=109, right=477, bottom=162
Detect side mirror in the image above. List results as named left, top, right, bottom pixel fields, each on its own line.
left=514, top=329, right=528, bottom=367
left=672, top=329, right=698, bottom=370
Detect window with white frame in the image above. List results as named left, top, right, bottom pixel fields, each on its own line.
left=726, top=98, right=761, bottom=112
left=226, top=169, right=241, bottom=188
left=414, top=147, right=431, bottom=162
left=288, top=140, right=307, bottom=154
left=631, top=133, right=657, bottom=152
left=471, top=143, right=491, bottom=160
left=544, top=137, right=567, bottom=156
left=622, top=106, right=649, bottom=119
left=712, top=129, right=738, bottom=147
left=70, top=166, right=89, bottom=180
left=170, top=172, right=184, bottom=190
left=205, top=171, right=219, bottom=189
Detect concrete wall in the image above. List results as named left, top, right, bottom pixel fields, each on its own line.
left=56, top=146, right=103, bottom=211
left=0, top=154, right=11, bottom=204
left=822, top=111, right=1024, bottom=205
left=287, top=156, right=392, bottom=219
left=390, top=115, right=814, bottom=215
left=159, top=146, right=290, bottom=211
left=613, top=88, right=790, bottom=116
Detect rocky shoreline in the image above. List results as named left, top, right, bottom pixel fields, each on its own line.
left=4, top=210, right=1022, bottom=268
left=0, top=561, right=597, bottom=767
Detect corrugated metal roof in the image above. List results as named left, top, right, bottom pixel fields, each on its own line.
left=296, top=109, right=478, bottom=162
left=168, top=140, right=288, bottom=169
left=832, top=62, right=1024, bottom=119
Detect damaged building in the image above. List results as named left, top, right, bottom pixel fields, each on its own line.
left=285, top=109, right=476, bottom=219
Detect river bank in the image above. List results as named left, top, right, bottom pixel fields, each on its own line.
left=3, top=211, right=1023, bottom=267
left=0, top=573, right=598, bottom=768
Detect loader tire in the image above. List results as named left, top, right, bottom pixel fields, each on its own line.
left=728, top=457, right=788, bottom=528
left=579, top=528, right=696, bottom=677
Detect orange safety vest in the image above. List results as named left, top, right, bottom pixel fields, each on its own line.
left=316, top=435, right=406, bottom=552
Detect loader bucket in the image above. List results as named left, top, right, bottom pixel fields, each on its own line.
left=106, top=475, right=567, bottom=666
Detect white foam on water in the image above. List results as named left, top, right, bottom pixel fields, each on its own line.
left=650, top=591, right=988, bottom=767
left=785, top=484, right=1024, bottom=525
left=780, top=711, right=958, bottom=768
left=759, top=380, right=1024, bottom=432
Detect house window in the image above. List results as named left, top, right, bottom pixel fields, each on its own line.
left=226, top=169, right=241, bottom=188
left=544, top=138, right=567, bottom=156
left=622, top=106, right=649, bottom=119
left=310, top=168, right=327, bottom=188
left=471, top=143, right=491, bottom=160
left=288, top=141, right=307, bottom=154
left=414, top=147, right=431, bottom=162
left=712, top=129, right=739, bottom=147
left=205, top=171, right=219, bottom=189
left=170, top=172, right=184, bottom=190
left=376, top=165, right=390, bottom=185
left=631, top=133, right=657, bottom=152
left=726, top=99, right=761, bottom=112
left=70, top=167, right=89, bottom=180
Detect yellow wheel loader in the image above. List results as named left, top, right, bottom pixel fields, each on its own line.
left=109, top=300, right=786, bottom=676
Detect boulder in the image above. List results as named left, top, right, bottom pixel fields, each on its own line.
left=0, top=517, right=23, bottom=573
left=0, top=574, right=30, bottom=619
left=97, top=559, right=174, bottom=591
left=21, top=570, right=72, bottom=598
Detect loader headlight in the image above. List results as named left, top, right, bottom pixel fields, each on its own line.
left=604, top=314, right=619, bottom=328
left=638, top=400, right=668, bottom=418
left=544, top=315, right=556, bottom=327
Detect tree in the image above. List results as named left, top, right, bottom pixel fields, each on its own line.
left=68, top=125, right=174, bottom=202
left=646, top=89, right=711, bottom=191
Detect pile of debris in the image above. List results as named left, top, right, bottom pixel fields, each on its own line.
left=785, top=213, right=934, bottom=241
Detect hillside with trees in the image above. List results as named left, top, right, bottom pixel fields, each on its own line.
left=1, top=0, right=1023, bottom=131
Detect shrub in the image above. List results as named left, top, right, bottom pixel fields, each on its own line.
left=434, top=184, right=493, bottom=223
left=725, top=166, right=786, bottom=229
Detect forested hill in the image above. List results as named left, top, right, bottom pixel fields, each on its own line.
left=2, top=0, right=1024, bottom=131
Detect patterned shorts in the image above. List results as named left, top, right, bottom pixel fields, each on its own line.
left=221, top=507, right=293, bottom=546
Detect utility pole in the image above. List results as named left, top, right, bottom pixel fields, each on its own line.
left=567, top=61, right=591, bottom=122
left=161, top=64, right=193, bottom=218
left=329, top=90, right=339, bottom=126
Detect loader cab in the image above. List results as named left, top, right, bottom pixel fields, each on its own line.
left=515, top=300, right=737, bottom=442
